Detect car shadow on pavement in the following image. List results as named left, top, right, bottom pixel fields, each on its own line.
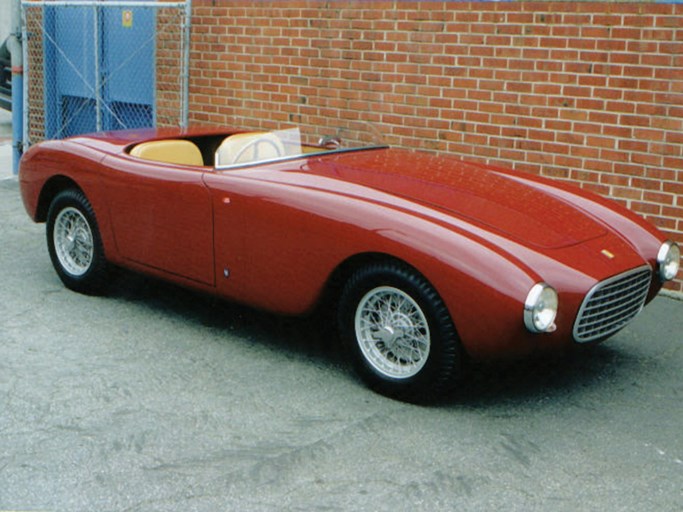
left=440, top=344, right=636, bottom=408
left=107, top=267, right=347, bottom=366
left=106, top=268, right=642, bottom=408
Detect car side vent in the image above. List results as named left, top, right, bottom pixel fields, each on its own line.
left=573, top=266, right=652, bottom=343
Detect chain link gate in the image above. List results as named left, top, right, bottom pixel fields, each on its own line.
left=22, top=0, right=191, bottom=148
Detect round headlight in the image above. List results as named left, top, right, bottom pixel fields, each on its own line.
left=657, top=241, right=680, bottom=281
left=524, top=283, right=558, bottom=333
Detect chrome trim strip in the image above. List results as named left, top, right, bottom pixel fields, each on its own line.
left=214, top=145, right=388, bottom=171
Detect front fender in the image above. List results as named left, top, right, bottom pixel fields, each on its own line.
left=207, top=171, right=546, bottom=359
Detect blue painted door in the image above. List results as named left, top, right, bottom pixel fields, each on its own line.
left=44, top=3, right=154, bottom=138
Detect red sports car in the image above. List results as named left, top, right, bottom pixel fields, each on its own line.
left=19, top=126, right=680, bottom=401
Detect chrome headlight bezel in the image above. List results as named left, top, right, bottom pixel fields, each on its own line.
left=524, top=283, right=558, bottom=334
left=657, top=240, right=680, bottom=282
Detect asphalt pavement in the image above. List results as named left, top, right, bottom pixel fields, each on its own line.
left=0, top=133, right=682, bottom=511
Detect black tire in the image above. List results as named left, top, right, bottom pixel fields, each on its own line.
left=338, top=261, right=462, bottom=402
left=46, top=189, right=109, bottom=295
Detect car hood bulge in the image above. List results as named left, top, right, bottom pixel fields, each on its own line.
left=323, top=149, right=607, bottom=249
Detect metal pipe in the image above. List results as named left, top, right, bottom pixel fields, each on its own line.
left=8, top=0, right=23, bottom=174
left=94, top=3, right=101, bottom=131
left=180, top=0, right=192, bottom=128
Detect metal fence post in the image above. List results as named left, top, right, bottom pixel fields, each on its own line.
left=181, top=0, right=191, bottom=128
left=94, top=2, right=101, bottom=132
left=9, top=0, right=23, bottom=174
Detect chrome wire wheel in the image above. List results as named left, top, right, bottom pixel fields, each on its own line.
left=340, top=262, right=462, bottom=402
left=354, top=286, right=431, bottom=379
left=47, top=189, right=109, bottom=295
left=53, top=206, right=94, bottom=277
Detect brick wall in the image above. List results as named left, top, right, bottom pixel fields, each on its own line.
left=189, top=1, right=683, bottom=293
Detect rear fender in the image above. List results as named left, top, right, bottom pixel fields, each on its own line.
left=19, top=141, right=119, bottom=263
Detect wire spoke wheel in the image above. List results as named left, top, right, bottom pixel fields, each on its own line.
left=47, top=189, right=109, bottom=295
left=53, top=207, right=94, bottom=276
left=339, top=261, right=462, bottom=402
left=355, top=286, right=430, bottom=379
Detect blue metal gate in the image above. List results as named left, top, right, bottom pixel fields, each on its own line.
left=101, top=6, right=155, bottom=131
left=23, top=0, right=190, bottom=145
left=43, top=3, right=154, bottom=138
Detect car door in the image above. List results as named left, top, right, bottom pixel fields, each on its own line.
left=100, top=155, right=214, bottom=285
left=202, top=164, right=357, bottom=315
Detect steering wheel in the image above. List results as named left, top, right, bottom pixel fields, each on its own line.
left=318, top=135, right=342, bottom=150
left=232, top=137, right=284, bottom=164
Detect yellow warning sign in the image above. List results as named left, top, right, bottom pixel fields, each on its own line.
left=122, top=10, right=133, bottom=28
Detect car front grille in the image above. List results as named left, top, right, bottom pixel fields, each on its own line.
left=573, top=266, right=652, bottom=343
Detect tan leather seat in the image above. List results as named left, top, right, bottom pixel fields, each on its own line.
left=130, top=139, right=204, bottom=166
left=215, top=132, right=286, bottom=166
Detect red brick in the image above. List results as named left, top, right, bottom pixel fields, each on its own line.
left=568, top=166, right=595, bottom=180
left=571, top=145, right=600, bottom=159
left=582, top=183, right=611, bottom=196
left=613, top=187, right=643, bottom=200
left=644, top=191, right=675, bottom=206
left=633, top=128, right=666, bottom=142
left=586, top=159, right=613, bottom=173
left=632, top=202, right=662, bottom=216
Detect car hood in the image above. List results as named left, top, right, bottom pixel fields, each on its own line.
left=318, top=149, right=607, bottom=249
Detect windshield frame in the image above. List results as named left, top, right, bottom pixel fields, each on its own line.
left=214, top=144, right=389, bottom=171
left=213, top=127, right=388, bottom=171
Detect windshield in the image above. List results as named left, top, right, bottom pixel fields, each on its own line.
left=214, top=124, right=388, bottom=170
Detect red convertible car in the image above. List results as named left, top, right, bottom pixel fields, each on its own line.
left=19, top=126, right=680, bottom=401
